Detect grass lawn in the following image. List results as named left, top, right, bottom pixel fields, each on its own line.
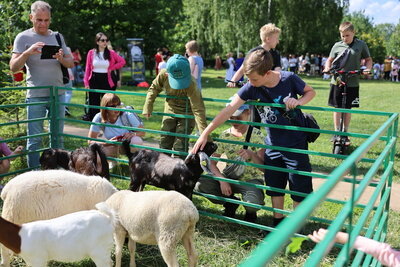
left=1, top=69, right=399, bottom=266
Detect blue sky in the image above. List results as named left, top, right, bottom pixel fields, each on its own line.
left=349, top=0, right=400, bottom=25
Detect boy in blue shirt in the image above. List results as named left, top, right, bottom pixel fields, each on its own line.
left=192, top=49, right=316, bottom=227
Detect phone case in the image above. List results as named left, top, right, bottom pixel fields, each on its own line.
left=41, top=45, right=60, bottom=59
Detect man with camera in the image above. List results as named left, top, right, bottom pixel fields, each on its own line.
left=10, top=1, right=73, bottom=168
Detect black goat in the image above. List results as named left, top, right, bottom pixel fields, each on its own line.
left=39, top=143, right=110, bottom=180
left=39, top=148, right=70, bottom=170
left=122, top=140, right=217, bottom=199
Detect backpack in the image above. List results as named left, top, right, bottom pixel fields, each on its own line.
left=99, top=106, right=143, bottom=133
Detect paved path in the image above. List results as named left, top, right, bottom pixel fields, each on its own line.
left=64, top=124, right=400, bottom=212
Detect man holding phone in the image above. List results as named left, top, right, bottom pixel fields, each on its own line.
left=10, top=0, right=73, bottom=168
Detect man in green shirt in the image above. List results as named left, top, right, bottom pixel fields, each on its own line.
left=195, top=100, right=265, bottom=223
left=143, top=54, right=208, bottom=155
left=323, top=22, right=372, bottom=144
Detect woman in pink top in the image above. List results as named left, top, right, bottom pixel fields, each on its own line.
left=309, top=228, right=400, bottom=267
left=83, top=32, right=126, bottom=121
left=0, top=138, right=24, bottom=191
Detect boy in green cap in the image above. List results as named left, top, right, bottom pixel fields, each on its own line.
left=143, top=54, right=208, bottom=155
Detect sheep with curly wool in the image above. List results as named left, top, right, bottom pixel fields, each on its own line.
left=0, top=202, right=116, bottom=267
left=105, top=190, right=199, bottom=267
left=0, top=170, right=118, bottom=267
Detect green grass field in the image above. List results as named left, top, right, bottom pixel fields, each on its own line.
left=1, top=69, right=399, bottom=266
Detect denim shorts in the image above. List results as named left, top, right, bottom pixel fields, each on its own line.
left=263, top=149, right=312, bottom=202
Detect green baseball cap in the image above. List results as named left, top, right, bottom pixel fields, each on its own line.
left=166, top=54, right=191, bottom=89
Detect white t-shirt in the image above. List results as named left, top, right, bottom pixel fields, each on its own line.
left=158, top=61, right=167, bottom=71
left=92, top=52, right=109, bottom=73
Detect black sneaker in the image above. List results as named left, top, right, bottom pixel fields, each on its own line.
left=65, top=108, right=71, bottom=116
left=244, top=212, right=257, bottom=223
left=273, top=217, right=285, bottom=227
left=223, top=198, right=239, bottom=218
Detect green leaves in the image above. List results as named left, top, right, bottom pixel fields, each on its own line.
left=285, top=236, right=309, bottom=255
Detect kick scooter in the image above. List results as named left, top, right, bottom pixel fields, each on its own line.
left=330, top=70, right=361, bottom=155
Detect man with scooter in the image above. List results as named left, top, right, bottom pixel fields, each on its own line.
left=323, top=22, right=372, bottom=154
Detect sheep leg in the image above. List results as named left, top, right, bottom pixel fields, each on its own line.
left=0, top=245, right=12, bottom=267
left=182, top=227, right=198, bottom=267
left=158, top=243, right=178, bottom=267
left=127, top=237, right=136, bottom=267
left=113, top=227, right=127, bottom=267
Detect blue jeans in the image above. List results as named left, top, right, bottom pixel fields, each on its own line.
left=64, top=81, right=73, bottom=111
left=26, top=95, right=65, bottom=168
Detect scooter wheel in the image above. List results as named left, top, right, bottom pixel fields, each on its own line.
left=333, top=144, right=342, bottom=155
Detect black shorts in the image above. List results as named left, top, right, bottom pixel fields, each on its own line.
left=328, top=84, right=360, bottom=108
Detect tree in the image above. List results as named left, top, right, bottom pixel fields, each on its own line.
left=277, top=0, right=346, bottom=55
left=182, top=0, right=275, bottom=58
left=343, top=11, right=374, bottom=34
left=387, top=22, right=400, bottom=57
left=47, top=0, right=183, bottom=70
left=0, top=0, right=30, bottom=87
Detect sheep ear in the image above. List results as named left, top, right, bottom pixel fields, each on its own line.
left=184, top=153, right=194, bottom=164
left=198, top=152, right=213, bottom=174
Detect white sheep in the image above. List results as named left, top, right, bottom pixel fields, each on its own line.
left=0, top=170, right=118, bottom=267
left=105, top=190, right=199, bottom=267
left=0, top=202, right=115, bottom=267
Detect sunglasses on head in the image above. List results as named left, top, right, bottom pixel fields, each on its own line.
left=98, top=38, right=108, bottom=42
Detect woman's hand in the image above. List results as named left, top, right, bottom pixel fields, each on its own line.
left=122, top=132, right=137, bottom=140
left=108, top=136, right=119, bottom=143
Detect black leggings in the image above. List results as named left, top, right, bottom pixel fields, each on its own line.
left=88, top=72, right=113, bottom=120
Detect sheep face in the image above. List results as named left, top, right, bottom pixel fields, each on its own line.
left=127, top=142, right=217, bottom=199
left=39, top=144, right=109, bottom=179
left=69, top=143, right=110, bottom=179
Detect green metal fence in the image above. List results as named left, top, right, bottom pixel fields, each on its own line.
left=0, top=86, right=398, bottom=266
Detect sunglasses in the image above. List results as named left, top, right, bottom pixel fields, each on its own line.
left=106, top=104, right=122, bottom=108
left=98, top=38, right=108, bottom=42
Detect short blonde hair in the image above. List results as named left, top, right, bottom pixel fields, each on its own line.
left=31, top=1, right=51, bottom=14
left=260, top=23, right=281, bottom=42
left=100, top=93, right=121, bottom=122
left=339, top=22, right=354, bottom=33
left=185, top=40, right=199, bottom=53
left=243, top=49, right=273, bottom=76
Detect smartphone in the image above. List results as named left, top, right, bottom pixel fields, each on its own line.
left=40, top=45, right=61, bottom=59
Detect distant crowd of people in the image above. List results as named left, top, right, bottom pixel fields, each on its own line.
left=218, top=52, right=398, bottom=82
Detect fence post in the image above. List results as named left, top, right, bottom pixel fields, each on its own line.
left=49, top=86, right=59, bottom=148
left=184, top=97, right=189, bottom=152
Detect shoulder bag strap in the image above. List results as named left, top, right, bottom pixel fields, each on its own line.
left=243, top=125, right=253, bottom=150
